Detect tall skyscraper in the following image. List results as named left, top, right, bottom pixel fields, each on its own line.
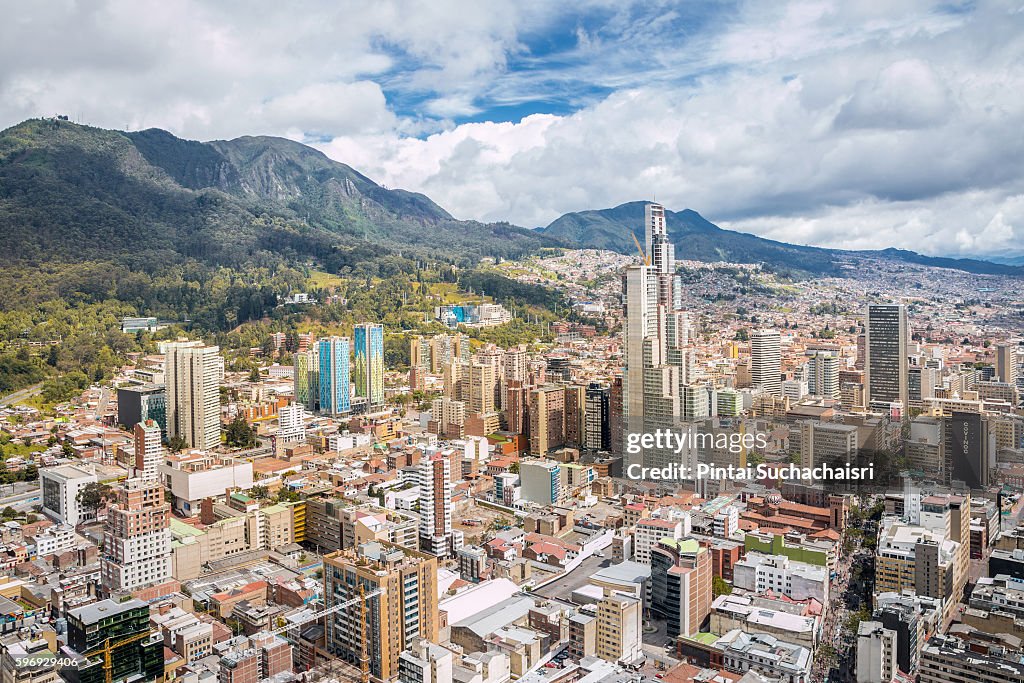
left=468, top=363, right=497, bottom=415
left=750, top=330, right=782, bottom=397
left=997, top=343, right=1018, bottom=386
left=645, top=202, right=675, bottom=307
left=133, top=420, right=162, bottom=482
left=293, top=346, right=319, bottom=411
left=100, top=478, right=172, bottom=595
left=318, top=337, right=351, bottom=416
left=418, top=453, right=459, bottom=557
left=865, top=304, right=908, bottom=409
left=584, top=382, right=610, bottom=451
left=165, top=341, right=223, bottom=451
left=323, top=543, right=439, bottom=682
left=529, top=385, right=566, bottom=456
left=353, top=323, right=385, bottom=407
left=623, top=264, right=656, bottom=462
left=807, top=351, right=839, bottom=398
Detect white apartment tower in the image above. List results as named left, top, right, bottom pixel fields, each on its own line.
left=133, top=420, right=163, bottom=482
left=751, top=330, right=782, bottom=397
left=165, top=341, right=224, bottom=451
left=100, top=478, right=172, bottom=594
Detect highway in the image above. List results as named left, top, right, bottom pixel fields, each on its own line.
left=0, top=382, right=43, bottom=407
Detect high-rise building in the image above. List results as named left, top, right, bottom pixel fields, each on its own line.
left=519, top=460, right=562, bottom=506
left=564, top=384, right=586, bottom=448
left=354, top=323, right=385, bottom=407
left=623, top=264, right=656, bottom=462
left=277, top=403, right=306, bottom=444
left=323, top=542, right=439, bottom=682
left=165, top=341, right=224, bottom=451
left=997, top=343, right=1019, bottom=386
left=117, top=384, right=166, bottom=434
left=318, top=337, right=351, bottom=416
left=856, top=621, right=897, bottom=683
left=865, top=305, right=908, bottom=409
left=468, top=363, right=497, bottom=415
left=64, top=599, right=163, bottom=683
left=750, top=330, right=782, bottom=397
left=133, top=420, right=162, bottom=483
left=645, top=202, right=674, bottom=307
left=528, top=386, right=565, bottom=456
left=595, top=593, right=643, bottom=665
left=650, top=538, right=712, bottom=637
left=293, top=347, right=319, bottom=411
left=418, top=453, right=460, bottom=557
left=100, top=478, right=172, bottom=594
left=584, top=382, right=610, bottom=451
left=807, top=351, right=839, bottom=398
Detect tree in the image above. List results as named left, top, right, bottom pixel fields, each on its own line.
left=76, top=482, right=113, bottom=516
left=167, top=435, right=189, bottom=453
left=712, top=576, right=733, bottom=598
left=61, top=440, right=75, bottom=457
left=225, top=414, right=257, bottom=449
left=508, top=462, right=520, bottom=474
left=249, top=367, right=262, bottom=383
left=1, top=507, right=17, bottom=520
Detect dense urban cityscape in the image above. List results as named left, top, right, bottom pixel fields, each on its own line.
left=3, top=3, right=1024, bottom=683
left=0, top=199, right=1020, bottom=683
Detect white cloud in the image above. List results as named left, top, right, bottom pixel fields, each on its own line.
left=1, top=0, right=1022, bottom=256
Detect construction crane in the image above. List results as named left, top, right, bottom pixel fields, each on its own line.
left=81, top=630, right=154, bottom=683
left=629, top=229, right=650, bottom=266
left=262, top=586, right=384, bottom=639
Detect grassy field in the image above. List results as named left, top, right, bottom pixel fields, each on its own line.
left=307, top=270, right=345, bottom=289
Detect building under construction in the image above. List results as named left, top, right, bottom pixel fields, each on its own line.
left=61, top=598, right=163, bottom=683
left=323, top=542, right=439, bottom=682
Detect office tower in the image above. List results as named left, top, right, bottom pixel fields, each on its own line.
left=323, top=543, right=439, bottom=682
left=519, top=460, right=562, bottom=506
left=468, top=363, right=497, bottom=415
left=807, top=351, right=839, bottom=398
left=645, top=202, right=674, bottom=307
left=277, top=403, right=306, bottom=444
left=528, top=386, right=566, bottom=456
left=133, top=420, right=162, bottom=482
left=750, top=330, right=782, bottom=397
left=293, top=346, right=319, bottom=411
left=564, top=384, right=586, bottom=448
left=682, top=384, right=710, bottom=419
left=64, top=599, right=163, bottom=683
left=650, top=538, right=712, bottom=637
left=595, top=593, right=643, bottom=665
left=354, top=323, right=385, bottom=407
left=856, top=333, right=866, bottom=370
left=584, top=382, right=610, bottom=451
left=165, top=341, right=224, bottom=451
left=318, top=337, right=351, bottom=416
left=419, top=453, right=458, bottom=557
left=100, top=478, right=172, bottom=594
left=997, top=343, right=1018, bottom=385
left=943, top=411, right=991, bottom=489
left=865, top=304, right=908, bottom=408
left=623, top=265, right=656, bottom=460
left=855, top=622, right=897, bottom=683
left=117, top=384, right=166, bottom=433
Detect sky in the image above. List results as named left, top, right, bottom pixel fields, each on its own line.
left=2, top=0, right=1023, bottom=257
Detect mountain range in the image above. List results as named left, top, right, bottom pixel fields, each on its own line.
left=1, top=117, right=1020, bottom=280
left=539, top=202, right=1024, bottom=277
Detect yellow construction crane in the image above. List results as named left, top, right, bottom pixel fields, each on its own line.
left=629, top=229, right=650, bottom=266
left=81, top=631, right=155, bottom=683
left=359, top=585, right=370, bottom=683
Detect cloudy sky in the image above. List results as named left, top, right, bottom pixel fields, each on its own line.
left=3, top=1, right=1023, bottom=257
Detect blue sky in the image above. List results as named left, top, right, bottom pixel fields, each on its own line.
left=2, top=0, right=1022, bottom=256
